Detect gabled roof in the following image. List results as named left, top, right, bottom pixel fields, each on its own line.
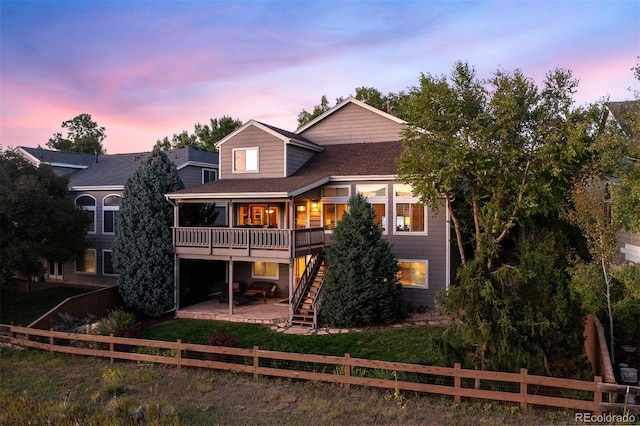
left=606, top=100, right=640, bottom=137
left=216, top=120, right=323, bottom=152
left=18, top=146, right=96, bottom=170
left=167, top=140, right=402, bottom=199
left=18, top=145, right=218, bottom=190
left=295, top=97, right=406, bottom=134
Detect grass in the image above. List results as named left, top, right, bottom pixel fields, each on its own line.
left=139, top=318, right=469, bottom=366
left=0, top=347, right=574, bottom=425
left=0, top=286, right=90, bottom=326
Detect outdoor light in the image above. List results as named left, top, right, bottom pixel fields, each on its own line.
left=297, top=205, right=306, bottom=212
left=311, top=201, right=319, bottom=212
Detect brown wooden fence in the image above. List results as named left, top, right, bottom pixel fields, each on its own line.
left=3, top=324, right=639, bottom=415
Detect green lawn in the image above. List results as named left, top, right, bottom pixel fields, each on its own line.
left=0, top=286, right=90, bottom=326
left=139, top=318, right=470, bottom=367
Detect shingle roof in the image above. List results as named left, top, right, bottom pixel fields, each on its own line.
left=168, top=140, right=402, bottom=198
left=19, top=146, right=96, bottom=168
left=18, top=145, right=218, bottom=188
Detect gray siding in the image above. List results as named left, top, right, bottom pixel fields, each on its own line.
left=300, top=103, right=404, bottom=146
left=179, top=165, right=206, bottom=187
left=220, top=126, right=285, bottom=179
left=286, top=144, right=316, bottom=176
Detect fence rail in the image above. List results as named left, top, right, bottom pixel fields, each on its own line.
left=4, top=324, right=639, bottom=414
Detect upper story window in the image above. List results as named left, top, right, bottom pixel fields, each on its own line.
left=322, top=185, right=350, bottom=231
left=233, top=148, right=259, bottom=173
left=103, top=195, right=121, bottom=234
left=75, top=195, right=96, bottom=233
left=357, top=184, right=388, bottom=232
left=203, top=168, right=218, bottom=183
left=393, top=184, right=427, bottom=234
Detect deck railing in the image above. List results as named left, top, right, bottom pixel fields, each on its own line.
left=173, top=226, right=325, bottom=252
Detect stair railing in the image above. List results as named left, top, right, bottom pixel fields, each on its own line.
left=311, top=259, right=326, bottom=329
left=291, top=251, right=322, bottom=317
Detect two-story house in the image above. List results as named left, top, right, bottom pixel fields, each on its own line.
left=18, top=145, right=220, bottom=287
left=166, top=98, right=453, bottom=326
left=605, top=101, right=640, bottom=266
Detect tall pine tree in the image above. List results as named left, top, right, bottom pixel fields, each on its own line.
left=321, top=193, right=402, bottom=327
left=113, top=149, right=184, bottom=317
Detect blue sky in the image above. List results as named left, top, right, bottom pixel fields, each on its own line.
left=1, top=0, right=638, bottom=153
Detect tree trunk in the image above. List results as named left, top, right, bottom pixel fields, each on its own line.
left=447, top=198, right=466, bottom=266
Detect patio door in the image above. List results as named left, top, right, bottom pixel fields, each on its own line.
left=48, top=260, right=63, bottom=280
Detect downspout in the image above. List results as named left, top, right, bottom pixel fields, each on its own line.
left=165, top=196, right=179, bottom=314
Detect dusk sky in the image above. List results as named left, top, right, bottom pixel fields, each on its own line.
left=1, top=1, right=639, bottom=154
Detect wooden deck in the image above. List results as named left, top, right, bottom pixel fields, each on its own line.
left=176, top=298, right=289, bottom=325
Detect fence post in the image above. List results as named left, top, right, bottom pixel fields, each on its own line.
left=344, top=353, right=351, bottom=390
left=177, top=339, right=182, bottom=370
left=593, top=376, right=602, bottom=415
left=253, top=346, right=259, bottom=379
left=454, top=363, right=461, bottom=403
left=109, top=333, right=114, bottom=365
left=49, top=328, right=54, bottom=352
left=520, top=368, right=528, bottom=409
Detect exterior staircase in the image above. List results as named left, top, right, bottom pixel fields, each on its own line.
left=291, top=260, right=326, bottom=328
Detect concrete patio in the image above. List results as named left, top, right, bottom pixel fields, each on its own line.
left=176, top=298, right=289, bottom=325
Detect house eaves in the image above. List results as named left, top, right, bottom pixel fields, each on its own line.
left=176, top=161, right=219, bottom=171
left=70, top=185, right=124, bottom=192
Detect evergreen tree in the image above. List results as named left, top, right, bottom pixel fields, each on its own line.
left=321, top=193, right=402, bottom=327
left=113, top=148, right=184, bottom=317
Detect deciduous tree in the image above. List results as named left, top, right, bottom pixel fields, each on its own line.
left=0, top=149, right=89, bottom=291
left=155, top=116, right=242, bottom=152
left=46, top=113, right=106, bottom=154
left=113, top=148, right=184, bottom=317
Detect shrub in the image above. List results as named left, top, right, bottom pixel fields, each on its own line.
left=93, top=308, right=137, bottom=337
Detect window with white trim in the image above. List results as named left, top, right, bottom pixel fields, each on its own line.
left=76, top=249, right=96, bottom=274
left=357, top=184, right=388, bottom=232
left=103, top=250, right=116, bottom=275
left=393, top=184, right=427, bottom=234
left=397, top=260, right=428, bottom=288
left=322, top=185, right=350, bottom=231
left=75, top=195, right=96, bottom=233
left=252, top=262, right=279, bottom=279
left=233, top=148, right=258, bottom=172
left=203, top=168, right=217, bottom=183
left=103, top=195, right=121, bottom=234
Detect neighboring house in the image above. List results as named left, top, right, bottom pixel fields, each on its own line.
left=166, top=98, right=453, bottom=326
left=18, top=145, right=220, bottom=287
left=605, top=101, right=640, bottom=265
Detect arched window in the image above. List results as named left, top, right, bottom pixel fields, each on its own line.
left=75, top=195, right=96, bottom=233
left=103, top=195, right=122, bottom=234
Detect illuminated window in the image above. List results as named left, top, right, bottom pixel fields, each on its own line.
left=398, top=261, right=427, bottom=288
left=393, top=184, right=427, bottom=234
left=76, top=249, right=96, bottom=274
left=233, top=148, right=258, bottom=172
left=253, top=262, right=279, bottom=279
left=323, top=203, right=349, bottom=230
left=322, top=186, right=350, bottom=230
left=357, top=184, right=388, bottom=232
